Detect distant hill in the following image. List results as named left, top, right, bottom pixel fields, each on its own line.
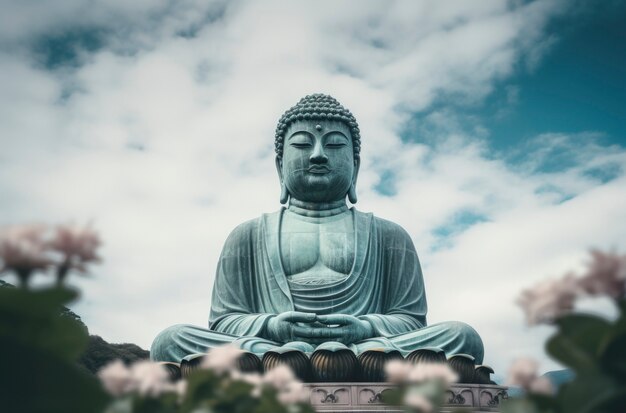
left=79, top=335, right=150, bottom=373
left=1, top=279, right=149, bottom=373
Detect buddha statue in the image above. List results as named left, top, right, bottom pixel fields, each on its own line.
left=151, top=94, right=484, bottom=365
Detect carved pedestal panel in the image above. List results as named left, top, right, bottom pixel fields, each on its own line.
left=305, top=383, right=508, bottom=413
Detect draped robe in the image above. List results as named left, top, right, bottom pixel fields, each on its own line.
left=151, top=208, right=484, bottom=363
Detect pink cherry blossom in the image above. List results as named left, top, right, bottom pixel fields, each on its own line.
left=262, top=365, right=309, bottom=404
left=406, top=362, right=458, bottom=385
left=98, top=360, right=133, bottom=396
left=529, top=376, right=554, bottom=395
left=507, top=357, right=538, bottom=389
left=516, top=273, right=580, bottom=325
left=48, top=223, right=101, bottom=278
left=277, top=380, right=309, bottom=404
left=129, top=360, right=175, bottom=396
left=262, top=365, right=296, bottom=389
left=385, top=359, right=413, bottom=383
left=578, top=250, right=626, bottom=299
left=175, top=379, right=188, bottom=398
left=0, top=224, right=53, bottom=285
left=200, top=344, right=245, bottom=374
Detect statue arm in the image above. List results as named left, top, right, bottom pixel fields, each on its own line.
left=358, top=313, right=424, bottom=337
left=358, top=221, right=428, bottom=337
left=209, top=313, right=275, bottom=337
left=208, top=258, right=274, bottom=336
left=208, top=219, right=277, bottom=338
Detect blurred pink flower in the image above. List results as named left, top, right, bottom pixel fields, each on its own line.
left=528, top=376, right=554, bottom=395
left=403, top=392, right=432, bottom=412
left=262, top=365, right=296, bottom=389
left=129, top=360, right=174, bottom=396
left=98, top=360, right=133, bottom=396
left=385, top=359, right=457, bottom=385
left=175, top=379, right=188, bottom=398
left=262, top=365, right=308, bottom=404
left=507, top=357, right=538, bottom=389
left=578, top=250, right=626, bottom=300
left=200, top=344, right=244, bottom=374
left=0, top=224, right=53, bottom=284
left=385, top=359, right=413, bottom=383
left=407, top=362, right=458, bottom=385
left=516, top=274, right=580, bottom=325
left=277, top=380, right=309, bottom=405
left=48, top=223, right=101, bottom=275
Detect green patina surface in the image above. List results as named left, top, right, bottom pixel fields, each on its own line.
left=151, top=94, right=484, bottom=363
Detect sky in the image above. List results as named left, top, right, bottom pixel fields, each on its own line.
left=1, top=0, right=625, bottom=377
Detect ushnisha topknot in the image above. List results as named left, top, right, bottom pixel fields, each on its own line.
left=275, top=93, right=361, bottom=160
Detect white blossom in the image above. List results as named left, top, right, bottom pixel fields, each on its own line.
left=98, top=360, right=133, bottom=397
left=507, top=357, right=539, bottom=389
left=385, top=360, right=413, bottom=383
left=528, top=376, right=554, bottom=395
left=406, top=362, right=458, bottom=385
left=578, top=250, right=626, bottom=299
left=403, top=392, right=432, bottom=412
left=129, top=360, right=175, bottom=396
left=0, top=224, right=53, bottom=280
left=262, top=365, right=308, bottom=404
left=263, top=365, right=297, bottom=390
left=200, top=344, right=244, bottom=374
left=48, top=223, right=101, bottom=274
left=277, top=380, right=309, bottom=404
left=176, top=379, right=188, bottom=398
left=516, top=274, right=580, bottom=325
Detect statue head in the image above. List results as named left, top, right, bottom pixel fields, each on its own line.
left=274, top=94, right=361, bottom=204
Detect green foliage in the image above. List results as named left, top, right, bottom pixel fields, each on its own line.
left=0, top=283, right=316, bottom=413
left=0, top=286, right=110, bottom=413
left=502, top=397, right=559, bottom=413
left=381, top=386, right=404, bottom=405
left=503, top=298, right=626, bottom=413
left=178, top=369, right=314, bottom=413
left=547, top=314, right=612, bottom=373
left=100, top=367, right=316, bottom=413
left=103, top=395, right=180, bottom=413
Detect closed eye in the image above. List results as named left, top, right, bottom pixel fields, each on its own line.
left=288, top=131, right=314, bottom=147
left=325, top=143, right=347, bottom=148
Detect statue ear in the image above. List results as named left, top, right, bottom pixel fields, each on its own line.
left=280, top=184, right=289, bottom=204
left=275, top=157, right=289, bottom=204
left=348, top=158, right=360, bottom=204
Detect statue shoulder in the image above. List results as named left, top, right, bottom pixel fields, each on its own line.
left=223, top=210, right=282, bottom=245
left=367, top=212, right=418, bottom=252
left=225, top=217, right=260, bottom=241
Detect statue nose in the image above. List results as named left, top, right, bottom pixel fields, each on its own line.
left=310, top=143, right=328, bottom=164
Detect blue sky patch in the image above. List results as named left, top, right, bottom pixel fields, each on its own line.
left=33, top=27, right=107, bottom=69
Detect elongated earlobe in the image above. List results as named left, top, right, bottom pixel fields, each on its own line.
left=276, top=156, right=289, bottom=204
left=280, top=182, right=289, bottom=204
left=348, top=183, right=357, bottom=204
left=349, top=159, right=360, bottom=204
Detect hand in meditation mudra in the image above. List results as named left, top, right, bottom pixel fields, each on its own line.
left=151, top=94, right=484, bottom=364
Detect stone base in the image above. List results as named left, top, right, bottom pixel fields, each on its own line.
left=304, top=383, right=508, bottom=412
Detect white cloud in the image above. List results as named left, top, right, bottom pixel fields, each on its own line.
left=1, top=0, right=624, bottom=376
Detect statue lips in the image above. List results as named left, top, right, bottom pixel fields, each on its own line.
left=308, top=166, right=330, bottom=174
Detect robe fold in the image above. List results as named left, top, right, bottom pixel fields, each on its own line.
left=151, top=208, right=484, bottom=364
left=208, top=208, right=427, bottom=339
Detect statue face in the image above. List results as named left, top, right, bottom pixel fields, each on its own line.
left=279, top=119, right=357, bottom=203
